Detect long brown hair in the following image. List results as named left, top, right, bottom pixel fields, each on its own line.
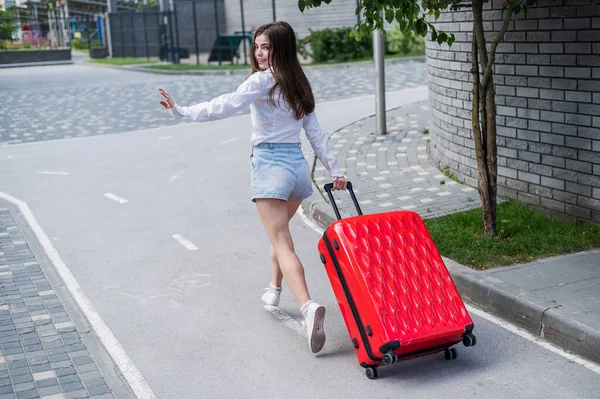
left=249, top=21, right=315, bottom=120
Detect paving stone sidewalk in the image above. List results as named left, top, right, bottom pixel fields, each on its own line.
left=0, top=208, right=117, bottom=399
left=311, top=100, right=481, bottom=220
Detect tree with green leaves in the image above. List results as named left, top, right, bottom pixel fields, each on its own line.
left=0, top=9, right=19, bottom=49
left=299, top=0, right=547, bottom=236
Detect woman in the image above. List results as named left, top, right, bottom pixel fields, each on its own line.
left=159, top=21, right=346, bottom=354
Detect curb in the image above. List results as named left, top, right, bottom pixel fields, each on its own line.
left=0, top=60, right=74, bottom=68
left=82, top=55, right=426, bottom=76
left=445, top=257, right=600, bottom=365
left=300, top=108, right=600, bottom=366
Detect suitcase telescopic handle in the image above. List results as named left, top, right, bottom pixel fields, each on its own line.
left=323, top=181, right=363, bottom=220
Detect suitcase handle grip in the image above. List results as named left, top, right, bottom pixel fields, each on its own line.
left=323, top=181, right=363, bottom=220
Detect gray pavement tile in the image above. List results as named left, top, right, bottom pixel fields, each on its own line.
left=73, top=364, right=96, bottom=374
left=10, top=374, right=32, bottom=385
left=64, top=346, right=85, bottom=354
left=48, top=356, right=69, bottom=364
left=38, top=385, right=61, bottom=396
left=15, top=389, right=38, bottom=399
left=8, top=367, right=30, bottom=377
left=49, top=362, right=71, bottom=370
left=86, top=384, right=109, bottom=396
left=7, top=362, right=27, bottom=371
left=36, top=378, right=59, bottom=389
left=54, top=368, right=76, bottom=378
left=60, top=381, right=84, bottom=392
left=71, top=359, right=91, bottom=368
left=57, top=376, right=79, bottom=385
left=64, top=390, right=89, bottom=399
left=30, top=365, right=51, bottom=374
left=12, top=382, right=35, bottom=392
left=81, top=378, right=103, bottom=389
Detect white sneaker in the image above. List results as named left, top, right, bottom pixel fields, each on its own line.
left=304, top=302, right=326, bottom=353
left=262, top=286, right=281, bottom=307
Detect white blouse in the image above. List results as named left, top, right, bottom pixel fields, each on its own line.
left=168, top=70, right=344, bottom=179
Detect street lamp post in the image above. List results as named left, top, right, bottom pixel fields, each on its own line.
left=373, top=28, right=386, bottom=135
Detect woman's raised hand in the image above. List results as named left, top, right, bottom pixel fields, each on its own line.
left=159, top=88, right=176, bottom=109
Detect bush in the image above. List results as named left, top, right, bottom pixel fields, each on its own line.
left=297, top=25, right=425, bottom=64
left=298, top=27, right=373, bottom=63
left=385, top=24, right=426, bottom=55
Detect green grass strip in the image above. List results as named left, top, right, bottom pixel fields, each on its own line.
left=424, top=199, right=600, bottom=270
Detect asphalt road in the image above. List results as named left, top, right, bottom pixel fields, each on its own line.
left=1, top=63, right=599, bottom=399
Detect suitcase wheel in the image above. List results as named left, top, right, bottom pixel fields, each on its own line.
left=365, top=366, right=379, bottom=380
left=462, top=333, right=477, bottom=347
left=382, top=351, right=398, bottom=365
left=444, top=348, right=458, bottom=360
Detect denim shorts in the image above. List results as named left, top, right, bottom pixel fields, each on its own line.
left=250, top=143, right=313, bottom=202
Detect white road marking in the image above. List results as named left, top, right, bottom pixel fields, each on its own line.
left=0, top=191, right=157, bottom=399
left=298, top=203, right=600, bottom=376
left=466, top=304, right=600, bottom=375
left=36, top=171, right=70, bottom=176
left=104, top=193, right=129, bottom=204
left=264, top=305, right=307, bottom=337
left=167, top=171, right=184, bottom=182
left=217, top=138, right=238, bottom=145
left=6, top=154, right=37, bottom=159
left=171, top=234, right=198, bottom=251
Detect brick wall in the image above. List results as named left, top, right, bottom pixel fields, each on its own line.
left=426, top=0, right=600, bottom=224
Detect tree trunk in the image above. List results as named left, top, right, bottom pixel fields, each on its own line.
left=485, top=82, right=498, bottom=233
left=472, top=1, right=497, bottom=236
left=471, top=30, right=495, bottom=236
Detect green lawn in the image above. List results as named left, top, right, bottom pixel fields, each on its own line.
left=424, top=200, right=600, bottom=270
left=89, top=58, right=159, bottom=65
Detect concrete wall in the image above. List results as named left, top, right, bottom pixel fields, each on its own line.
left=426, top=0, right=600, bottom=224
left=0, top=49, right=71, bottom=64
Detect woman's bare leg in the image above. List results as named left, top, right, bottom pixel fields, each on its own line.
left=268, top=199, right=302, bottom=288
left=256, top=198, right=310, bottom=306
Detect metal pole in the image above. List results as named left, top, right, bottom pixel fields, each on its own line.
left=143, top=12, right=149, bottom=59
left=271, top=0, right=275, bottom=22
left=373, top=28, right=386, bottom=135
left=86, top=16, right=90, bottom=55
left=120, top=13, right=125, bottom=57
left=192, top=0, right=200, bottom=65
left=105, top=12, right=113, bottom=57
left=213, top=0, right=221, bottom=65
left=240, top=0, right=247, bottom=65
left=130, top=11, right=136, bottom=58
left=156, top=12, right=162, bottom=60
left=355, top=0, right=360, bottom=25
left=167, top=11, right=176, bottom=63
left=173, top=4, right=180, bottom=63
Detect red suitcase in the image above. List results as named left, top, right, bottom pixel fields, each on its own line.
left=318, top=182, right=477, bottom=379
